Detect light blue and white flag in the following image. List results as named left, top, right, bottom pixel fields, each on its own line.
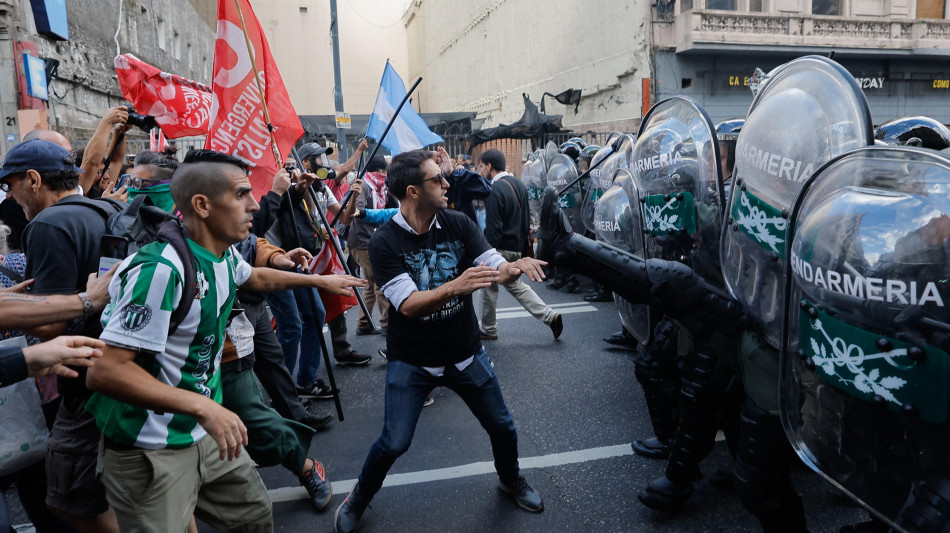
left=366, top=62, right=443, bottom=155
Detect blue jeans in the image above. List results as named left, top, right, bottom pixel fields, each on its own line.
left=357, top=348, right=520, bottom=498
left=266, top=287, right=326, bottom=388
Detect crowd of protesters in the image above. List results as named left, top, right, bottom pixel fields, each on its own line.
left=0, top=105, right=560, bottom=533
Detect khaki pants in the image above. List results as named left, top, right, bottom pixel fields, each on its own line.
left=352, top=247, right=389, bottom=330
left=101, top=436, right=273, bottom=533
left=480, top=249, right=557, bottom=336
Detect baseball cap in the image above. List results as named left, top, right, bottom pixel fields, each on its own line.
left=0, top=139, right=83, bottom=181
left=296, top=142, right=334, bottom=161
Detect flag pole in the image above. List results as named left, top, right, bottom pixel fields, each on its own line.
left=233, top=0, right=285, bottom=168
left=328, top=70, right=425, bottom=228
left=232, top=0, right=345, bottom=419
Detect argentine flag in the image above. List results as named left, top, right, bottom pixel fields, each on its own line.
left=366, top=62, right=443, bottom=155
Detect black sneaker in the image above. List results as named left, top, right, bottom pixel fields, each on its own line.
left=549, top=313, right=563, bottom=340
left=355, top=327, right=381, bottom=336
left=336, top=351, right=372, bottom=366
left=298, top=379, right=334, bottom=400
left=299, top=459, right=333, bottom=512
left=335, top=482, right=371, bottom=533
left=498, top=475, right=544, bottom=512
left=300, top=412, right=334, bottom=431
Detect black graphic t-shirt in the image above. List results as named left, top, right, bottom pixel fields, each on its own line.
left=370, top=210, right=491, bottom=367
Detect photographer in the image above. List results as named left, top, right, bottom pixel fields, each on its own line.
left=252, top=146, right=366, bottom=401
left=79, top=106, right=131, bottom=195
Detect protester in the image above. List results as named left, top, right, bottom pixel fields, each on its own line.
left=477, top=149, right=562, bottom=341
left=253, top=144, right=369, bottom=403
left=334, top=148, right=548, bottom=533
left=0, top=139, right=119, bottom=533
left=85, top=149, right=364, bottom=532
left=349, top=154, right=396, bottom=335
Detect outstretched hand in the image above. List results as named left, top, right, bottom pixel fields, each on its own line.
left=22, top=335, right=105, bottom=378
left=447, top=264, right=500, bottom=295
left=505, top=257, right=548, bottom=282
left=316, top=274, right=367, bottom=296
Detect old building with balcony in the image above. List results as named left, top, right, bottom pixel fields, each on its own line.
left=652, top=0, right=950, bottom=122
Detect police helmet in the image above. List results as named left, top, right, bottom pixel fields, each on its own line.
left=874, top=116, right=950, bottom=151
left=560, top=141, right=582, bottom=160
left=567, top=137, right=587, bottom=149
left=715, top=118, right=744, bottom=142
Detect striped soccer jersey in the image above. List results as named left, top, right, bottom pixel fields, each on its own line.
left=86, top=239, right=252, bottom=449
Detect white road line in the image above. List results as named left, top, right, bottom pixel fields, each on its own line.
left=268, top=443, right=634, bottom=503
left=495, top=302, right=603, bottom=312
left=496, top=303, right=598, bottom=320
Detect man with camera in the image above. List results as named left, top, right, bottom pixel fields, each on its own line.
left=252, top=143, right=369, bottom=402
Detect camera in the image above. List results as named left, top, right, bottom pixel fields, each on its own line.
left=124, top=105, right=157, bottom=133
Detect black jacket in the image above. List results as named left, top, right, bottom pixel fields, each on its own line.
left=484, top=174, right=529, bottom=252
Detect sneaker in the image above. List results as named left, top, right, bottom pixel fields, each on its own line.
left=480, top=331, right=498, bottom=340
left=299, top=459, right=333, bottom=512
left=336, top=351, right=372, bottom=366
left=378, top=348, right=387, bottom=360
left=300, top=412, right=334, bottom=431
left=498, top=475, right=544, bottom=512
left=423, top=393, right=434, bottom=407
left=549, top=313, right=563, bottom=340
left=334, top=482, right=370, bottom=533
left=298, top=379, right=334, bottom=400
left=355, top=327, right=381, bottom=336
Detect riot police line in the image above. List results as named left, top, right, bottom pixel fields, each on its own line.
left=525, top=55, right=950, bottom=533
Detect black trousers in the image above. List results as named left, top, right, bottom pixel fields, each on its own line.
left=244, top=298, right=309, bottom=422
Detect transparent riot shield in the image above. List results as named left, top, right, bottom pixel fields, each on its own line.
left=522, top=152, right=547, bottom=228
left=546, top=154, right=583, bottom=230
left=581, top=143, right=616, bottom=234
left=633, top=97, right=725, bottom=287
left=594, top=169, right=652, bottom=343
left=781, top=146, right=950, bottom=531
left=720, top=55, right=874, bottom=349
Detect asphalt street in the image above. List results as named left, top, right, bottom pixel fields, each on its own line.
left=6, top=278, right=865, bottom=532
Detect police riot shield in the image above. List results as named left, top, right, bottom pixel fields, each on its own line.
left=720, top=55, right=873, bottom=348
left=580, top=143, right=616, bottom=234
left=522, top=151, right=547, bottom=228
left=593, top=168, right=652, bottom=344
left=546, top=154, right=584, bottom=230
left=781, top=146, right=950, bottom=531
left=633, top=97, right=725, bottom=287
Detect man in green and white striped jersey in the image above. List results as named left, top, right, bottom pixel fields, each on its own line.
left=86, top=150, right=365, bottom=533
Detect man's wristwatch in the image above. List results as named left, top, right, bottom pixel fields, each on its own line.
left=77, top=292, right=94, bottom=319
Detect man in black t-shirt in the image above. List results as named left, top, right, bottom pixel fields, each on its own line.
left=0, top=139, right=119, bottom=532
left=334, top=148, right=549, bottom=533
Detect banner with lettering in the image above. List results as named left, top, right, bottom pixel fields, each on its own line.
left=207, top=0, right=304, bottom=197
left=114, top=54, right=213, bottom=139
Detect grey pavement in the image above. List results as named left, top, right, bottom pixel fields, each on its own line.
left=4, top=277, right=865, bottom=533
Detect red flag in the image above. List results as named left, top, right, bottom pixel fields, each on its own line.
left=114, top=54, right=213, bottom=139
left=309, top=231, right=358, bottom=322
left=207, top=0, right=304, bottom=198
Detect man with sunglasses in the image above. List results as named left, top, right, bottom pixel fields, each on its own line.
left=335, top=148, right=548, bottom=533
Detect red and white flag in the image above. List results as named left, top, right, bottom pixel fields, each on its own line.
left=114, top=53, right=213, bottom=139
left=206, top=0, right=303, bottom=197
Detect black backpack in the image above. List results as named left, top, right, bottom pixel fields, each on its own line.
left=57, top=195, right=197, bottom=334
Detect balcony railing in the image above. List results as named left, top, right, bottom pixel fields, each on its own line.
left=667, top=11, right=950, bottom=54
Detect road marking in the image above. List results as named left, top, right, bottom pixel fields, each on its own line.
left=268, top=443, right=634, bottom=503
left=495, top=302, right=598, bottom=320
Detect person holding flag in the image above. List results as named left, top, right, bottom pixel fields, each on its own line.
left=365, top=62, right=444, bottom=155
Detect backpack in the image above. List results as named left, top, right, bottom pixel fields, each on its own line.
left=56, top=195, right=197, bottom=334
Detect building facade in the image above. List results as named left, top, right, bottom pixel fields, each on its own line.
left=0, top=0, right=215, bottom=157
left=403, top=0, right=950, bottom=133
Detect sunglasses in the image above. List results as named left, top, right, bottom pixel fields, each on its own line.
left=413, top=173, right=447, bottom=187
